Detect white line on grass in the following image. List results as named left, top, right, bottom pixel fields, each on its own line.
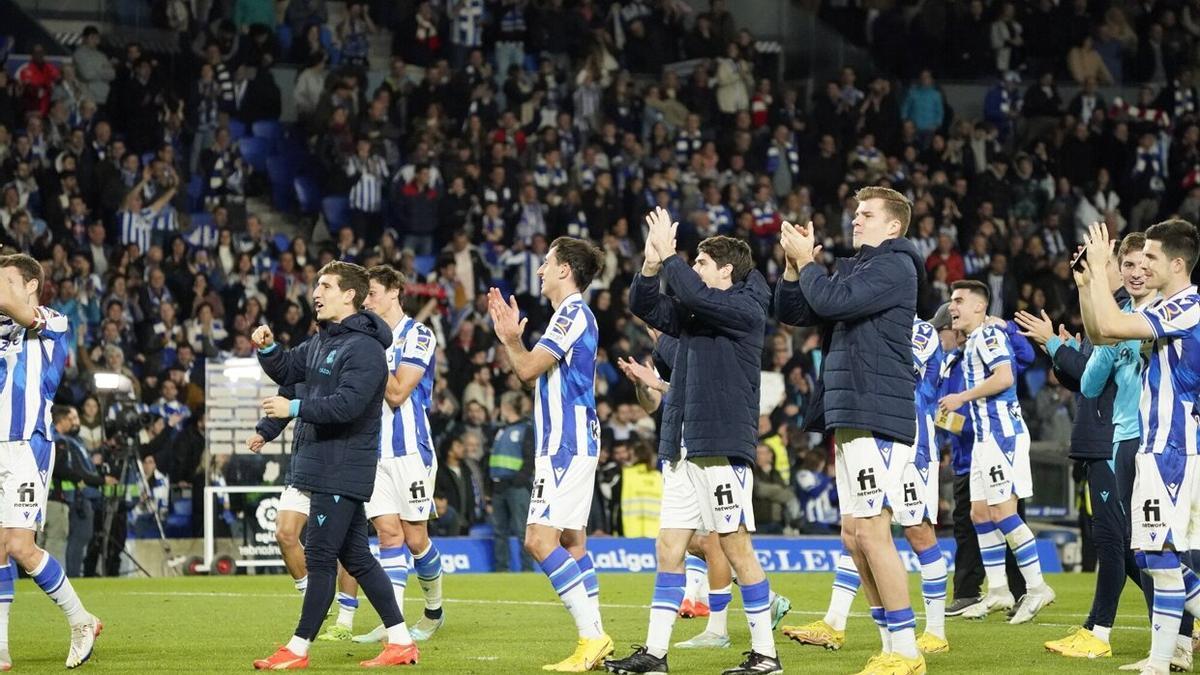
left=122, top=591, right=1157, bottom=628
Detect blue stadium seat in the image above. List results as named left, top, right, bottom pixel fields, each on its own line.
left=238, top=137, right=269, bottom=173
left=186, top=174, right=205, bottom=211
left=276, top=23, right=293, bottom=56
left=322, top=195, right=350, bottom=232
left=172, top=497, right=193, bottom=517
left=414, top=254, right=436, bottom=277
left=188, top=211, right=214, bottom=229
left=468, top=523, right=495, bottom=538
left=273, top=232, right=291, bottom=253
left=227, top=118, right=247, bottom=139
left=293, top=175, right=321, bottom=215
left=252, top=120, right=283, bottom=153
left=266, top=155, right=294, bottom=211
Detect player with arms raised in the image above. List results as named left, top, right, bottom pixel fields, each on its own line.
left=0, top=253, right=101, bottom=669
left=488, top=237, right=612, bottom=672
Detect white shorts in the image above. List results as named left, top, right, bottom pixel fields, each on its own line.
left=892, top=451, right=939, bottom=527
left=278, top=485, right=310, bottom=516
left=969, top=433, right=1032, bottom=505
left=365, top=453, right=438, bottom=521
left=0, top=436, right=54, bottom=532
left=834, top=429, right=909, bottom=519
left=528, top=454, right=598, bottom=531
left=1131, top=450, right=1200, bottom=552
left=659, top=456, right=756, bottom=535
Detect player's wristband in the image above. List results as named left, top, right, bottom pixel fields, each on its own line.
left=289, top=400, right=301, bottom=417
left=258, top=343, right=278, bottom=355
left=1045, top=336, right=1062, bottom=358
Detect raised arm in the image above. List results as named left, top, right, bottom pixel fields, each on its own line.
left=660, top=256, right=761, bottom=337
left=628, top=271, right=682, bottom=337
left=254, top=325, right=313, bottom=387
left=798, top=252, right=916, bottom=322
left=775, top=276, right=822, bottom=327
left=488, top=288, right=560, bottom=384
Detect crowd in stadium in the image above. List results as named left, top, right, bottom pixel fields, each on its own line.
left=1, top=0, right=1200, bottom=568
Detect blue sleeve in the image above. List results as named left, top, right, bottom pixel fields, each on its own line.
left=297, top=342, right=387, bottom=424
left=258, top=337, right=313, bottom=387
left=1004, top=321, right=1036, bottom=374
left=628, top=271, right=682, bottom=337
left=661, top=256, right=763, bottom=337
left=1080, top=345, right=1118, bottom=399
left=774, top=278, right=821, bottom=327
left=797, top=252, right=916, bottom=322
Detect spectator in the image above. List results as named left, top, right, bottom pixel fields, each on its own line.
left=16, top=44, right=61, bottom=117
left=435, top=434, right=479, bottom=536
left=901, top=70, right=944, bottom=145
left=751, top=443, right=791, bottom=535
left=1068, top=35, right=1115, bottom=86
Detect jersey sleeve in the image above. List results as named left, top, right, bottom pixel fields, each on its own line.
left=1142, top=294, right=1200, bottom=339
left=399, top=325, right=436, bottom=370
left=535, top=303, right=588, bottom=361
left=975, top=324, right=1013, bottom=371
left=911, top=320, right=938, bottom=370
left=35, top=306, right=71, bottom=342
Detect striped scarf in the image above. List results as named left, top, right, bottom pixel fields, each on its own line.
left=765, top=141, right=799, bottom=176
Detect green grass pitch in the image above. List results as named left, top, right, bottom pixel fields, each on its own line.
left=6, top=572, right=1159, bottom=672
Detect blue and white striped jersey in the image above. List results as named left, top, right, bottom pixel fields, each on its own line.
left=533, top=293, right=600, bottom=459
left=119, top=208, right=155, bottom=253
left=1138, top=285, right=1200, bottom=454
left=452, top=0, right=485, bottom=47
left=381, top=316, right=437, bottom=465
left=0, top=307, right=71, bottom=441
left=963, top=322, right=1027, bottom=442
left=347, top=155, right=388, bottom=214
left=912, top=318, right=943, bottom=465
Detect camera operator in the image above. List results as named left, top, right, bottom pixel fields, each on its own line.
left=46, top=405, right=114, bottom=578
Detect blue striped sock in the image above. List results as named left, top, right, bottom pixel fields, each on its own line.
left=646, top=572, right=685, bottom=657
left=1150, top=567, right=1187, bottom=669
left=870, top=606, right=890, bottom=652
left=998, top=514, right=1044, bottom=589
left=0, top=562, right=10, bottom=648
left=379, top=546, right=409, bottom=613
left=540, top=547, right=601, bottom=638
left=577, top=552, right=600, bottom=600
left=975, top=521, right=1009, bottom=593
left=1183, top=565, right=1200, bottom=616
left=684, top=554, right=707, bottom=602
left=413, top=542, right=444, bottom=617
left=826, top=552, right=860, bottom=631
left=30, top=553, right=86, bottom=624
left=917, top=545, right=947, bottom=638
left=740, top=580, right=776, bottom=657
left=886, top=607, right=919, bottom=659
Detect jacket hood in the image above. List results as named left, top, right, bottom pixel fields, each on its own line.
left=335, top=310, right=393, bottom=348
left=736, top=269, right=772, bottom=312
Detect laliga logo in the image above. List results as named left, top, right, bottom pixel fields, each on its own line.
left=256, top=498, right=280, bottom=532
left=593, top=549, right=657, bottom=573
left=439, top=554, right=473, bottom=573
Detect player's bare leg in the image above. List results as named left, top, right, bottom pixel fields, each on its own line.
left=853, top=510, right=923, bottom=669
left=605, top=528, right=691, bottom=673
left=275, top=509, right=308, bottom=594
left=527, top=524, right=610, bottom=671
left=562, top=527, right=600, bottom=633
left=715, top=525, right=781, bottom=673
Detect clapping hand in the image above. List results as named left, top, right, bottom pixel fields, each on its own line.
left=780, top=221, right=820, bottom=268
left=644, top=207, right=678, bottom=262
left=1014, top=309, right=1055, bottom=347
left=1083, top=222, right=1111, bottom=279
left=487, top=287, right=526, bottom=345
left=617, top=356, right=661, bottom=390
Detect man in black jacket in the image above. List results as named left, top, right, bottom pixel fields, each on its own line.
left=606, top=207, right=780, bottom=675
left=775, top=186, right=926, bottom=673
left=47, top=405, right=109, bottom=578
left=249, top=261, right=416, bottom=669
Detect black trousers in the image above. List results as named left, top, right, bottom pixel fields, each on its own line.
left=1081, top=440, right=1149, bottom=629
left=951, top=473, right=1027, bottom=600
left=294, top=491, right=403, bottom=640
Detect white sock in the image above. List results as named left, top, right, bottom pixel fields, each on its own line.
left=286, top=635, right=310, bottom=657
left=999, top=516, right=1045, bottom=590
left=413, top=542, right=444, bottom=612
left=683, top=555, right=705, bottom=603
left=870, top=607, right=890, bottom=652
left=386, top=621, right=414, bottom=645
left=740, top=580, right=776, bottom=658
left=1091, top=624, right=1111, bottom=644
left=886, top=608, right=920, bottom=660
left=0, top=602, right=9, bottom=654
left=28, top=553, right=87, bottom=625
left=1148, top=567, right=1186, bottom=672
left=917, top=548, right=948, bottom=639
left=826, top=553, right=860, bottom=632
left=335, top=591, right=358, bottom=629
left=542, top=549, right=602, bottom=639
left=706, top=585, right=732, bottom=636
left=379, top=547, right=409, bottom=619
left=975, top=523, right=1009, bottom=595
left=294, top=576, right=308, bottom=594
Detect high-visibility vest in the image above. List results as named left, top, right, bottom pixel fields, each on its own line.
left=620, top=464, right=662, bottom=538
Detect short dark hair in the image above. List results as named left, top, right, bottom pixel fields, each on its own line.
left=1119, top=232, right=1147, bottom=262
left=368, top=264, right=405, bottom=301
left=317, top=261, right=370, bottom=310
left=0, top=253, right=43, bottom=295
left=549, top=237, right=604, bottom=290
left=51, top=405, right=75, bottom=427
left=1146, top=218, right=1200, bottom=273
left=698, top=235, right=755, bottom=283
left=950, top=279, right=990, bottom=305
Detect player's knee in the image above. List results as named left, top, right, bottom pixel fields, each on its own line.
left=523, top=529, right=552, bottom=560
left=969, top=502, right=991, bottom=524
left=403, top=527, right=430, bottom=554
left=4, top=538, right=38, bottom=569
left=904, top=523, right=936, bottom=551
left=276, top=527, right=302, bottom=550
left=839, top=529, right=857, bottom=555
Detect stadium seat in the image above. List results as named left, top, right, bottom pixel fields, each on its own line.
left=276, top=23, right=293, bottom=56
left=227, top=118, right=247, bottom=139
left=322, top=195, right=350, bottom=232
left=238, top=137, right=269, bottom=173
left=252, top=120, right=283, bottom=153
left=293, top=175, right=321, bottom=215
left=468, top=523, right=495, bottom=538
left=414, top=254, right=436, bottom=277
left=188, top=211, right=214, bottom=229
left=186, top=174, right=205, bottom=211
left=272, top=232, right=291, bottom=253
left=266, top=155, right=294, bottom=211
